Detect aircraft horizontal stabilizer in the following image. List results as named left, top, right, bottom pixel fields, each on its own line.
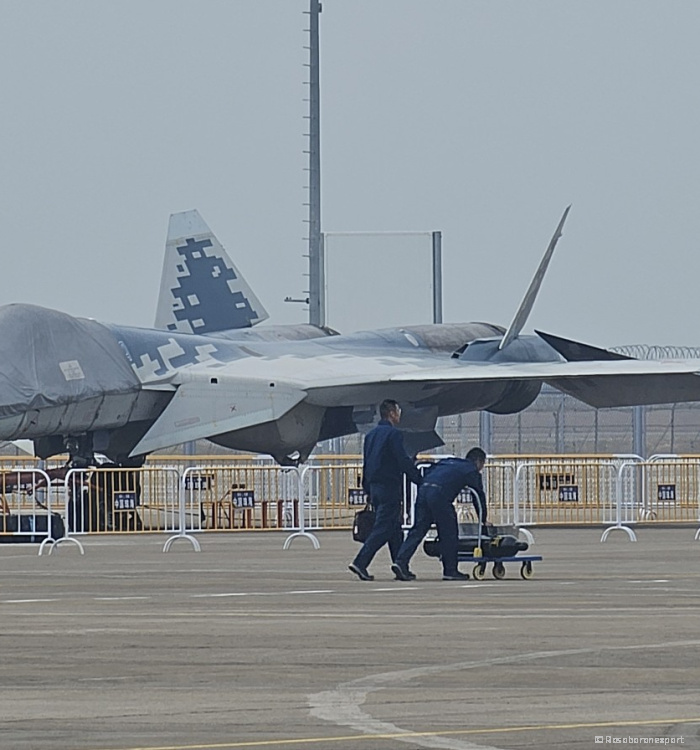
left=536, top=331, right=631, bottom=362
left=130, top=373, right=306, bottom=456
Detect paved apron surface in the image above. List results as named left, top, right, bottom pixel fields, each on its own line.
left=1, top=527, right=699, bottom=750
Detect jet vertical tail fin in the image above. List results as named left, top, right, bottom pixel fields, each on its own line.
left=154, top=210, right=269, bottom=334
left=498, top=206, right=571, bottom=350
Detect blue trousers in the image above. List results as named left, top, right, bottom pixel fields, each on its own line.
left=352, top=485, right=403, bottom=570
left=395, top=485, right=460, bottom=575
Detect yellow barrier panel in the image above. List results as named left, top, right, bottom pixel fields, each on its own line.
left=179, top=462, right=368, bottom=532
left=2, top=455, right=699, bottom=540
left=181, top=464, right=304, bottom=532
left=481, top=461, right=517, bottom=527
left=514, top=459, right=620, bottom=526
left=308, top=462, right=365, bottom=529
left=0, top=468, right=46, bottom=516
left=0, top=456, right=39, bottom=473
left=0, top=468, right=59, bottom=548
left=640, top=460, right=700, bottom=523
left=63, top=466, right=180, bottom=534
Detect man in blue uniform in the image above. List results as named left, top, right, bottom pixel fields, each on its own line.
left=391, top=447, right=488, bottom=581
left=348, top=399, right=423, bottom=581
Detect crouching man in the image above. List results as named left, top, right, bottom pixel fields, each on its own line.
left=391, top=447, right=487, bottom=581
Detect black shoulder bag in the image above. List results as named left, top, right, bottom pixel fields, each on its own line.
left=352, top=501, right=375, bottom=542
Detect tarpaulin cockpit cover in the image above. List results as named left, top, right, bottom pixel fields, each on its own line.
left=0, top=303, right=140, bottom=418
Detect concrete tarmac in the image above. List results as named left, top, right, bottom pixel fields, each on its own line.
left=1, top=527, right=699, bottom=750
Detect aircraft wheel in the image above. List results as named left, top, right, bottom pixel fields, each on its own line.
left=492, top=561, right=506, bottom=580
left=472, top=563, right=486, bottom=581
left=520, top=561, right=534, bottom=580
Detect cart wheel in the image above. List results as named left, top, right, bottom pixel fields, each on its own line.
left=520, top=561, right=534, bottom=580
left=472, top=563, right=486, bottom=581
left=492, top=561, right=506, bottom=580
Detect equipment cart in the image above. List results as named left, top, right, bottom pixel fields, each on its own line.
left=464, top=552, right=543, bottom=580
left=422, top=487, right=542, bottom=580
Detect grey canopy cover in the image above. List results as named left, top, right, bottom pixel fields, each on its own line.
left=0, top=304, right=140, bottom=418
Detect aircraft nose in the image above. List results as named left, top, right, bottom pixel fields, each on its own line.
left=0, top=303, right=141, bottom=439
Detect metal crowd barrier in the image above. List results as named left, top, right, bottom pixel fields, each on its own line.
left=515, top=459, right=621, bottom=528
left=177, top=464, right=303, bottom=532
left=56, top=466, right=181, bottom=554
left=3, top=455, right=700, bottom=555
left=0, top=468, right=71, bottom=555
left=628, top=459, right=699, bottom=524
left=0, top=456, right=40, bottom=472
left=646, top=456, right=700, bottom=540
left=307, top=460, right=364, bottom=530
left=481, top=461, right=517, bottom=527
left=507, top=455, right=700, bottom=543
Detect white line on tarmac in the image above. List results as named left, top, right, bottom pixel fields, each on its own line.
left=0, top=585, right=694, bottom=610
left=308, top=639, right=700, bottom=750
left=1, top=628, right=140, bottom=635
left=629, top=579, right=670, bottom=583
left=2, top=609, right=700, bottom=622
left=191, top=589, right=334, bottom=598
left=191, top=593, right=249, bottom=598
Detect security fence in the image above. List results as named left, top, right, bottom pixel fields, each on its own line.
left=63, top=466, right=181, bottom=535
left=180, top=464, right=303, bottom=532
left=479, top=461, right=518, bottom=527
left=0, top=469, right=62, bottom=552
left=2, top=455, right=700, bottom=554
left=633, top=458, right=700, bottom=524
left=514, top=457, right=632, bottom=527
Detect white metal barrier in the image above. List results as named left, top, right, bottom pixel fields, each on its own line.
left=513, top=458, right=635, bottom=541
left=600, top=462, right=638, bottom=542
left=163, top=467, right=201, bottom=552
left=282, top=465, right=319, bottom=550
left=173, top=464, right=319, bottom=550
left=0, top=468, right=71, bottom=555
left=55, top=466, right=181, bottom=554
left=4, top=455, right=700, bottom=556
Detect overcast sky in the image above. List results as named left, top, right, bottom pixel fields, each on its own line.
left=1, top=1, right=699, bottom=348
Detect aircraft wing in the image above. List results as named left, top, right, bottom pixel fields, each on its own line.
left=131, top=352, right=700, bottom=456
left=196, top=351, right=700, bottom=406
left=389, top=357, right=700, bottom=408
left=132, top=370, right=306, bottom=456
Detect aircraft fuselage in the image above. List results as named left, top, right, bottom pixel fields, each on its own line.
left=0, top=303, right=561, bottom=462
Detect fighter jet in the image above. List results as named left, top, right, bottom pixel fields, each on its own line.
left=3, top=207, right=700, bottom=467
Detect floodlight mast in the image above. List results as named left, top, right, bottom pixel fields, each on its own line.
left=304, top=0, right=324, bottom=327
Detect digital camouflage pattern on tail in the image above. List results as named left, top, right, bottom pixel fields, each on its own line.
left=154, top=209, right=269, bottom=334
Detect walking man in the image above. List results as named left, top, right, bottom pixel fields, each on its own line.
left=391, top=447, right=488, bottom=581
left=348, top=399, right=423, bottom=581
